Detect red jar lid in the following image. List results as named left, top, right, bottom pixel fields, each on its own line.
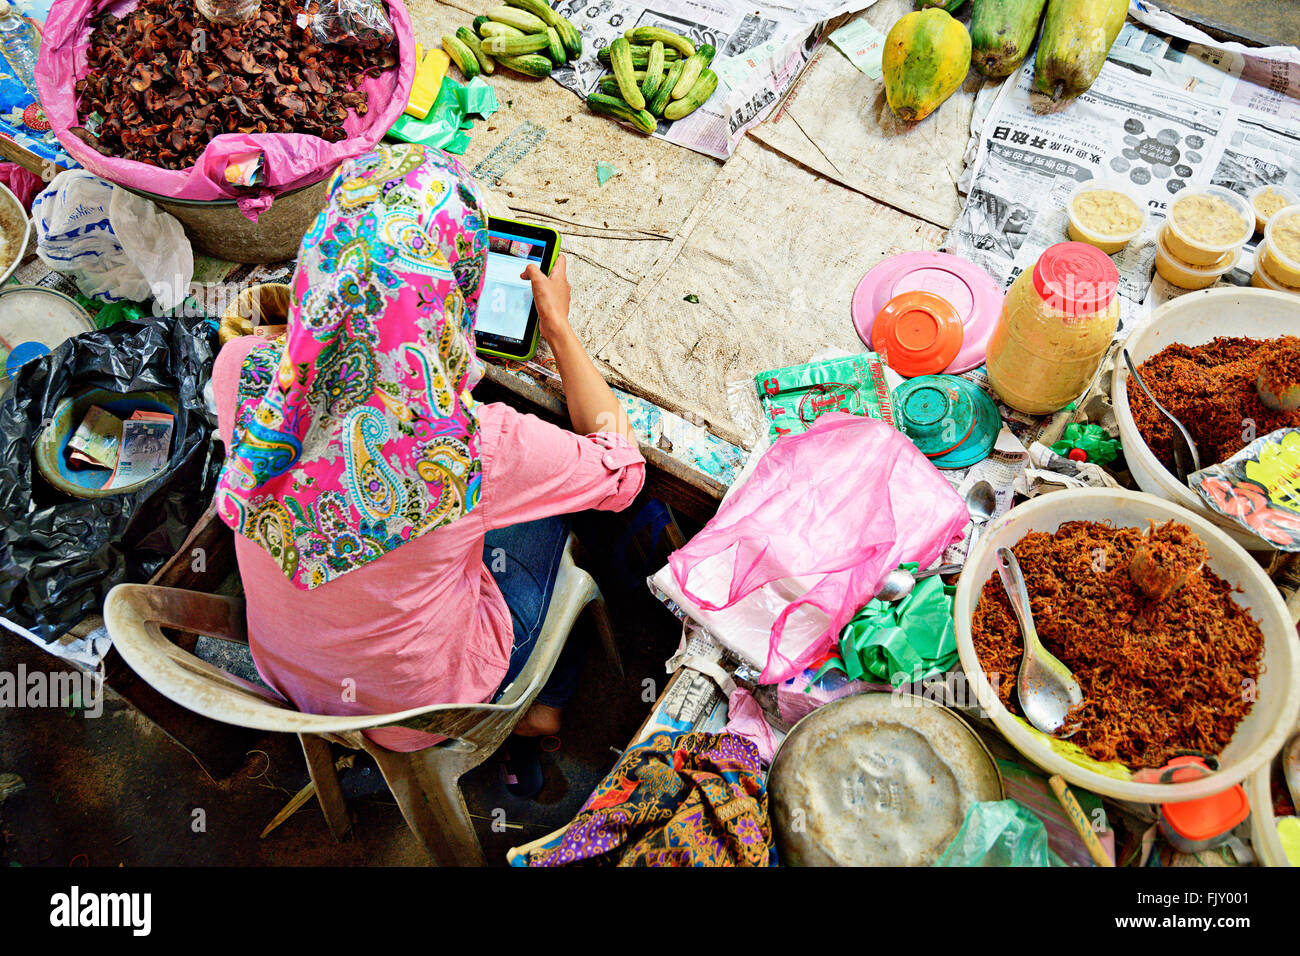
left=1031, top=242, right=1119, bottom=316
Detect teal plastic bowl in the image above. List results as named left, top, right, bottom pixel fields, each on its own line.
left=34, top=388, right=180, bottom=498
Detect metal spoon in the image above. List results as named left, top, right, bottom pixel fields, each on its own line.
left=874, top=563, right=964, bottom=602
left=1123, top=349, right=1201, bottom=483
left=995, top=546, right=1083, bottom=737
left=965, top=480, right=996, bottom=554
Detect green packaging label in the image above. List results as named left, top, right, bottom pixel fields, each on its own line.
left=754, top=352, right=895, bottom=441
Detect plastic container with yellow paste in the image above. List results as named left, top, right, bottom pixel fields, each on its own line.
left=986, top=242, right=1120, bottom=415
left=1155, top=224, right=1236, bottom=290
left=1252, top=245, right=1300, bottom=295
left=1262, top=204, right=1300, bottom=287
left=1251, top=246, right=1300, bottom=293
left=1163, top=184, right=1252, bottom=266
left=1066, top=181, right=1146, bottom=254
left=1249, top=184, right=1299, bottom=234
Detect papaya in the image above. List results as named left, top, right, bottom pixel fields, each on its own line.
left=883, top=9, right=972, bottom=123
left=970, top=0, right=1047, bottom=77
left=1032, top=0, right=1127, bottom=101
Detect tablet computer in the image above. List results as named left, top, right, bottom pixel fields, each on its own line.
left=475, top=217, right=561, bottom=361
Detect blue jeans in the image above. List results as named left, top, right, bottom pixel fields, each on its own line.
left=487, top=516, right=582, bottom=708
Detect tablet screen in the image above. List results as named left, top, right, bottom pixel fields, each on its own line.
left=477, top=226, right=548, bottom=346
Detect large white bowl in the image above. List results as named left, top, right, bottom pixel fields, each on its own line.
left=1112, top=287, right=1300, bottom=551
left=0, top=181, right=29, bottom=286
left=953, top=488, right=1300, bottom=803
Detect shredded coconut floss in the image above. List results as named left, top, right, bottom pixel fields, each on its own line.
left=971, top=520, right=1264, bottom=769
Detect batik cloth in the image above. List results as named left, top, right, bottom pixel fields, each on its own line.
left=214, top=143, right=489, bottom=589
left=525, top=731, right=776, bottom=867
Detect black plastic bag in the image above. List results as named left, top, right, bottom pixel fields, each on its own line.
left=0, top=316, right=218, bottom=640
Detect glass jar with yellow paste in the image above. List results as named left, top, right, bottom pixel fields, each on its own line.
left=986, top=242, right=1120, bottom=415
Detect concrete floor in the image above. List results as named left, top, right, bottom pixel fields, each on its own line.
left=1157, top=0, right=1300, bottom=47
left=0, top=511, right=686, bottom=867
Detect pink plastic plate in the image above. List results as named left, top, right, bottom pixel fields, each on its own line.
left=852, top=252, right=1005, bottom=375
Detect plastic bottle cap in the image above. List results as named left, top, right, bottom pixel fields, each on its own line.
left=1031, top=242, right=1119, bottom=316
left=871, top=291, right=964, bottom=378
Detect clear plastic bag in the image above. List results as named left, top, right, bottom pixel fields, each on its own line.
left=32, top=170, right=193, bottom=310
left=296, top=0, right=394, bottom=48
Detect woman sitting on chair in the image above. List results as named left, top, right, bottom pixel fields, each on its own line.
left=212, top=144, right=645, bottom=796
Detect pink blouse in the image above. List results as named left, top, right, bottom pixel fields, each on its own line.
left=214, top=336, right=646, bottom=750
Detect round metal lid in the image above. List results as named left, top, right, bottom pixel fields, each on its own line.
left=0, top=286, right=94, bottom=397
left=768, top=692, right=1003, bottom=866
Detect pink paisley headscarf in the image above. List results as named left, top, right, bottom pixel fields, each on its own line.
left=214, top=144, right=488, bottom=590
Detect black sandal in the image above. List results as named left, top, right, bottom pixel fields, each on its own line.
left=499, top=736, right=544, bottom=799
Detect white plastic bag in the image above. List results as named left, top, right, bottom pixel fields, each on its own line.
left=32, top=170, right=193, bottom=310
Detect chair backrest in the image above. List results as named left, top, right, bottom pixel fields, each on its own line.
left=103, top=584, right=541, bottom=746
left=103, top=538, right=590, bottom=749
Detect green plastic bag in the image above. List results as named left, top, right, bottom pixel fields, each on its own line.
left=813, top=565, right=956, bottom=686
left=935, top=800, right=1067, bottom=867
left=387, top=76, right=498, bottom=155
left=1050, top=422, right=1121, bottom=465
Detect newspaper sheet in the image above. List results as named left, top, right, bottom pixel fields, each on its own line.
left=548, top=0, right=876, bottom=160
left=946, top=15, right=1300, bottom=333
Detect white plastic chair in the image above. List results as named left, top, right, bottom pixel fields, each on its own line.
left=102, top=536, right=620, bottom=866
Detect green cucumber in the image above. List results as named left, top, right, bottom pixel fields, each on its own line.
left=640, top=40, right=665, bottom=99
left=609, top=37, right=646, bottom=110
left=646, top=59, right=683, bottom=117
left=506, top=0, right=582, bottom=57
left=671, top=43, right=715, bottom=99
left=624, top=26, right=694, bottom=57
left=545, top=26, right=566, bottom=65
left=479, top=21, right=525, bottom=39
left=663, top=68, right=717, bottom=120
left=441, top=35, right=480, bottom=80
left=597, top=44, right=680, bottom=67
left=495, top=52, right=554, bottom=77
left=486, top=4, right=547, bottom=33
left=481, top=32, right=550, bottom=56
left=586, top=92, right=657, bottom=134
left=457, top=27, right=496, bottom=74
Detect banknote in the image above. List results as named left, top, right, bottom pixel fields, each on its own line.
left=66, top=405, right=123, bottom=470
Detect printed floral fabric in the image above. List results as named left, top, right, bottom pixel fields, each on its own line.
left=214, top=144, right=489, bottom=589
left=526, top=731, right=776, bottom=867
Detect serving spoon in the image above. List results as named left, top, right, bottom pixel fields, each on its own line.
left=995, top=546, right=1083, bottom=737
left=874, top=563, right=963, bottom=602
left=965, top=480, right=996, bottom=554
left=1123, top=349, right=1201, bottom=484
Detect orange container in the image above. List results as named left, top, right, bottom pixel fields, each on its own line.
left=871, top=291, right=964, bottom=378
left=1156, top=756, right=1250, bottom=853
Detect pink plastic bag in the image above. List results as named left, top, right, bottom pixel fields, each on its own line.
left=668, top=413, right=969, bottom=684
left=35, top=0, right=414, bottom=215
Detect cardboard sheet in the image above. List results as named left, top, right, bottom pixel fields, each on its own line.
left=596, top=137, right=946, bottom=447
left=748, top=0, right=983, bottom=229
